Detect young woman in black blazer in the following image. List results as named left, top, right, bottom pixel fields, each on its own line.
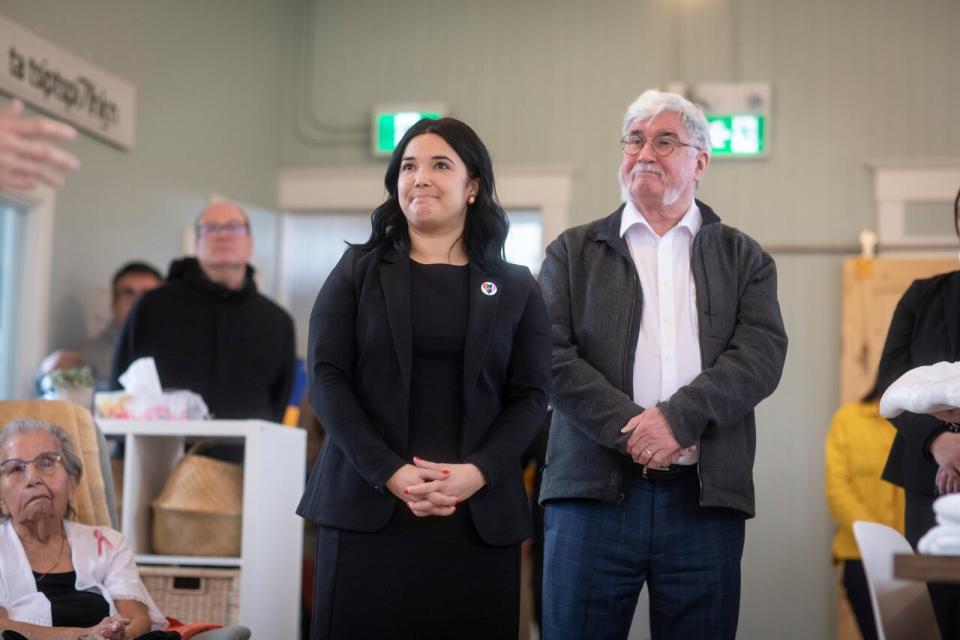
left=878, top=187, right=960, bottom=638
left=297, top=118, right=551, bottom=639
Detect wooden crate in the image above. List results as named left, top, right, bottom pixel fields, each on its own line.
left=839, top=257, right=957, bottom=403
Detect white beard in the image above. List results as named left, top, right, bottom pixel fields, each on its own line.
left=621, top=162, right=681, bottom=207
left=661, top=184, right=682, bottom=207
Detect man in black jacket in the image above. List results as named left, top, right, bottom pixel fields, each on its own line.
left=538, top=90, right=787, bottom=640
left=112, top=201, right=295, bottom=424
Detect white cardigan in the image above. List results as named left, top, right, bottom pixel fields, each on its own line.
left=0, top=519, right=166, bottom=630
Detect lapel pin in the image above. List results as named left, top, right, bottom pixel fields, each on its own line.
left=481, top=281, right=498, bottom=296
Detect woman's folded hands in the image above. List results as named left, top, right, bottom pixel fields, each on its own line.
left=386, top=457, right=486, bottom=517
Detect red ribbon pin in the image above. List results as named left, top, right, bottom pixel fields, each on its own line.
left=93, top=529, right=113, bottom=556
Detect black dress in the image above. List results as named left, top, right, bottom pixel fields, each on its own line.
left=312, top=262, right=520, bottom=640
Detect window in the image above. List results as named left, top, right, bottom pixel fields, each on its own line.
left=504, top=209, right=543, bottom=275
left=870, top=160, right=960, bottom=250
left=0, top=201, right=26, bottom=398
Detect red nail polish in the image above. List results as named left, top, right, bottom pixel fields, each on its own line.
left=403, top=489, right=408, bottom=494
left=455, top=498, right=460, bottom=504
left=442, top=469, right=450, bottom=474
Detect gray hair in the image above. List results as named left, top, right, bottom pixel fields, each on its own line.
left=0, top=419, right=84, bottom=484
left=622, top=90, right=711, bottom=158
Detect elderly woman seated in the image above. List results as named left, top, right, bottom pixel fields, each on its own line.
left=0, top=419, right=169, bottom=640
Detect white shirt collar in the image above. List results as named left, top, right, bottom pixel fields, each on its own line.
left=620, top=198, right=701, bottom=239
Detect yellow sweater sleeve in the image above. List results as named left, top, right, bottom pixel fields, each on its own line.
left=825, top=407, right=877, bottom=529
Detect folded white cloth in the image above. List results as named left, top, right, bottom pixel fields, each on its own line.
left=933, top=494, right=960, bottom=526
left=879, top=360, right=960, bottom=419
left=918, top=523, right=960, bottom=555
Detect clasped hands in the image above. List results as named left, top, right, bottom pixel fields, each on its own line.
left=79, top=614, right=130, bottom=639
left=621, top=405, right=696, bottom=469
left=386, top=456, right=486, bottom=517
left=931, top=408, right=960, bottom=496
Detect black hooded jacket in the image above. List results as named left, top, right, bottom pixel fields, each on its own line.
left=111, top=257, right=296, bottom=422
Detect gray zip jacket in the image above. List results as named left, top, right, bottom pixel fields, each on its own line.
left=538, top=201, right=787, bottom=517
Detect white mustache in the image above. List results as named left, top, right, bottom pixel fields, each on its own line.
left=630, top=163, right=664, bottom=179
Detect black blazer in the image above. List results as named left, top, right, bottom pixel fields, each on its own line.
left=879, top=270, right=960, bottom=494
left=296, top=245, right=551, bottom=546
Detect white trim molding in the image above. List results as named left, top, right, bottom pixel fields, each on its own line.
left=277, top=164, right=574, bottom=245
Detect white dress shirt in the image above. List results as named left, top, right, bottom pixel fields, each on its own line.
left=620, top=199, right=702, bottom=464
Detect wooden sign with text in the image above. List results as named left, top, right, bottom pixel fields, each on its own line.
left=0, top=14, right=136, bottom=149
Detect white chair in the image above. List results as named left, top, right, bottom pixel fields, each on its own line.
left=853, top=521, right=941, bottom=640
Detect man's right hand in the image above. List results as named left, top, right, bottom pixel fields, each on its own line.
left=931, top=431, right=960, bottom=495
left=621, top=407, right=684, bottom=469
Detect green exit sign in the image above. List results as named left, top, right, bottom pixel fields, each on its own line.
left=372, top=104, right=446, bottom=156
left=707, top=114, right=766, bottom=157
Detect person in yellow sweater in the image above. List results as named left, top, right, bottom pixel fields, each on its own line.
left=825, top=384, right=905, bottom=640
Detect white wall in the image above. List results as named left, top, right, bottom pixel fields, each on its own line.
left=280, top=0, right=960, bottom=242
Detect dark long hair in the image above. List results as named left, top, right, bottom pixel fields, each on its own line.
left=353, top=117, right=509, bottom=274
left=954, top=186, right=959, bottom=237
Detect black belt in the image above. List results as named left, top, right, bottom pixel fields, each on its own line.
left=632, top=463, right=698, bottom=482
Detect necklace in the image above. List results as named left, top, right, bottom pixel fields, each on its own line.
left=33, top=528, right=66, bottom=583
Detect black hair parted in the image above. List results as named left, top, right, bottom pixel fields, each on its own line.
left=111, top=261, right=163, bottom=291
left=353, top=117, right=509, bottom=275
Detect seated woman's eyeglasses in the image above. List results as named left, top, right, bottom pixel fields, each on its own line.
left=0, top=452, right=64, bottom=480
left=620, top=134, right=701, bottom=157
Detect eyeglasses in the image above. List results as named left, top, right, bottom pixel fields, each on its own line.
left=620, top=134, right=701, bottom=157
left=196, top=222, right=249, bottom=237
left=0, top=452, right=64, bottom=481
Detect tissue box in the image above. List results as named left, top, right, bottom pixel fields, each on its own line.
left=94, top=390, right=208, bottom=420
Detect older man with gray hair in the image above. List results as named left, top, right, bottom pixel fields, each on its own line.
left=538, top=90, right=787, bottom=639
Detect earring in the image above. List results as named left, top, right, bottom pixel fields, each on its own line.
left=468, top=196, right=476, bottom=205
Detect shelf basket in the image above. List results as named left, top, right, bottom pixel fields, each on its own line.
left=139, top=565, right=240, bottom=624
left=150, top=449, right=243, bottom=557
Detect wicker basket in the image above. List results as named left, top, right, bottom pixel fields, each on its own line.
left=139, top=565, right=240, bottom=624
left=151, top=450, right=243, bottom=557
